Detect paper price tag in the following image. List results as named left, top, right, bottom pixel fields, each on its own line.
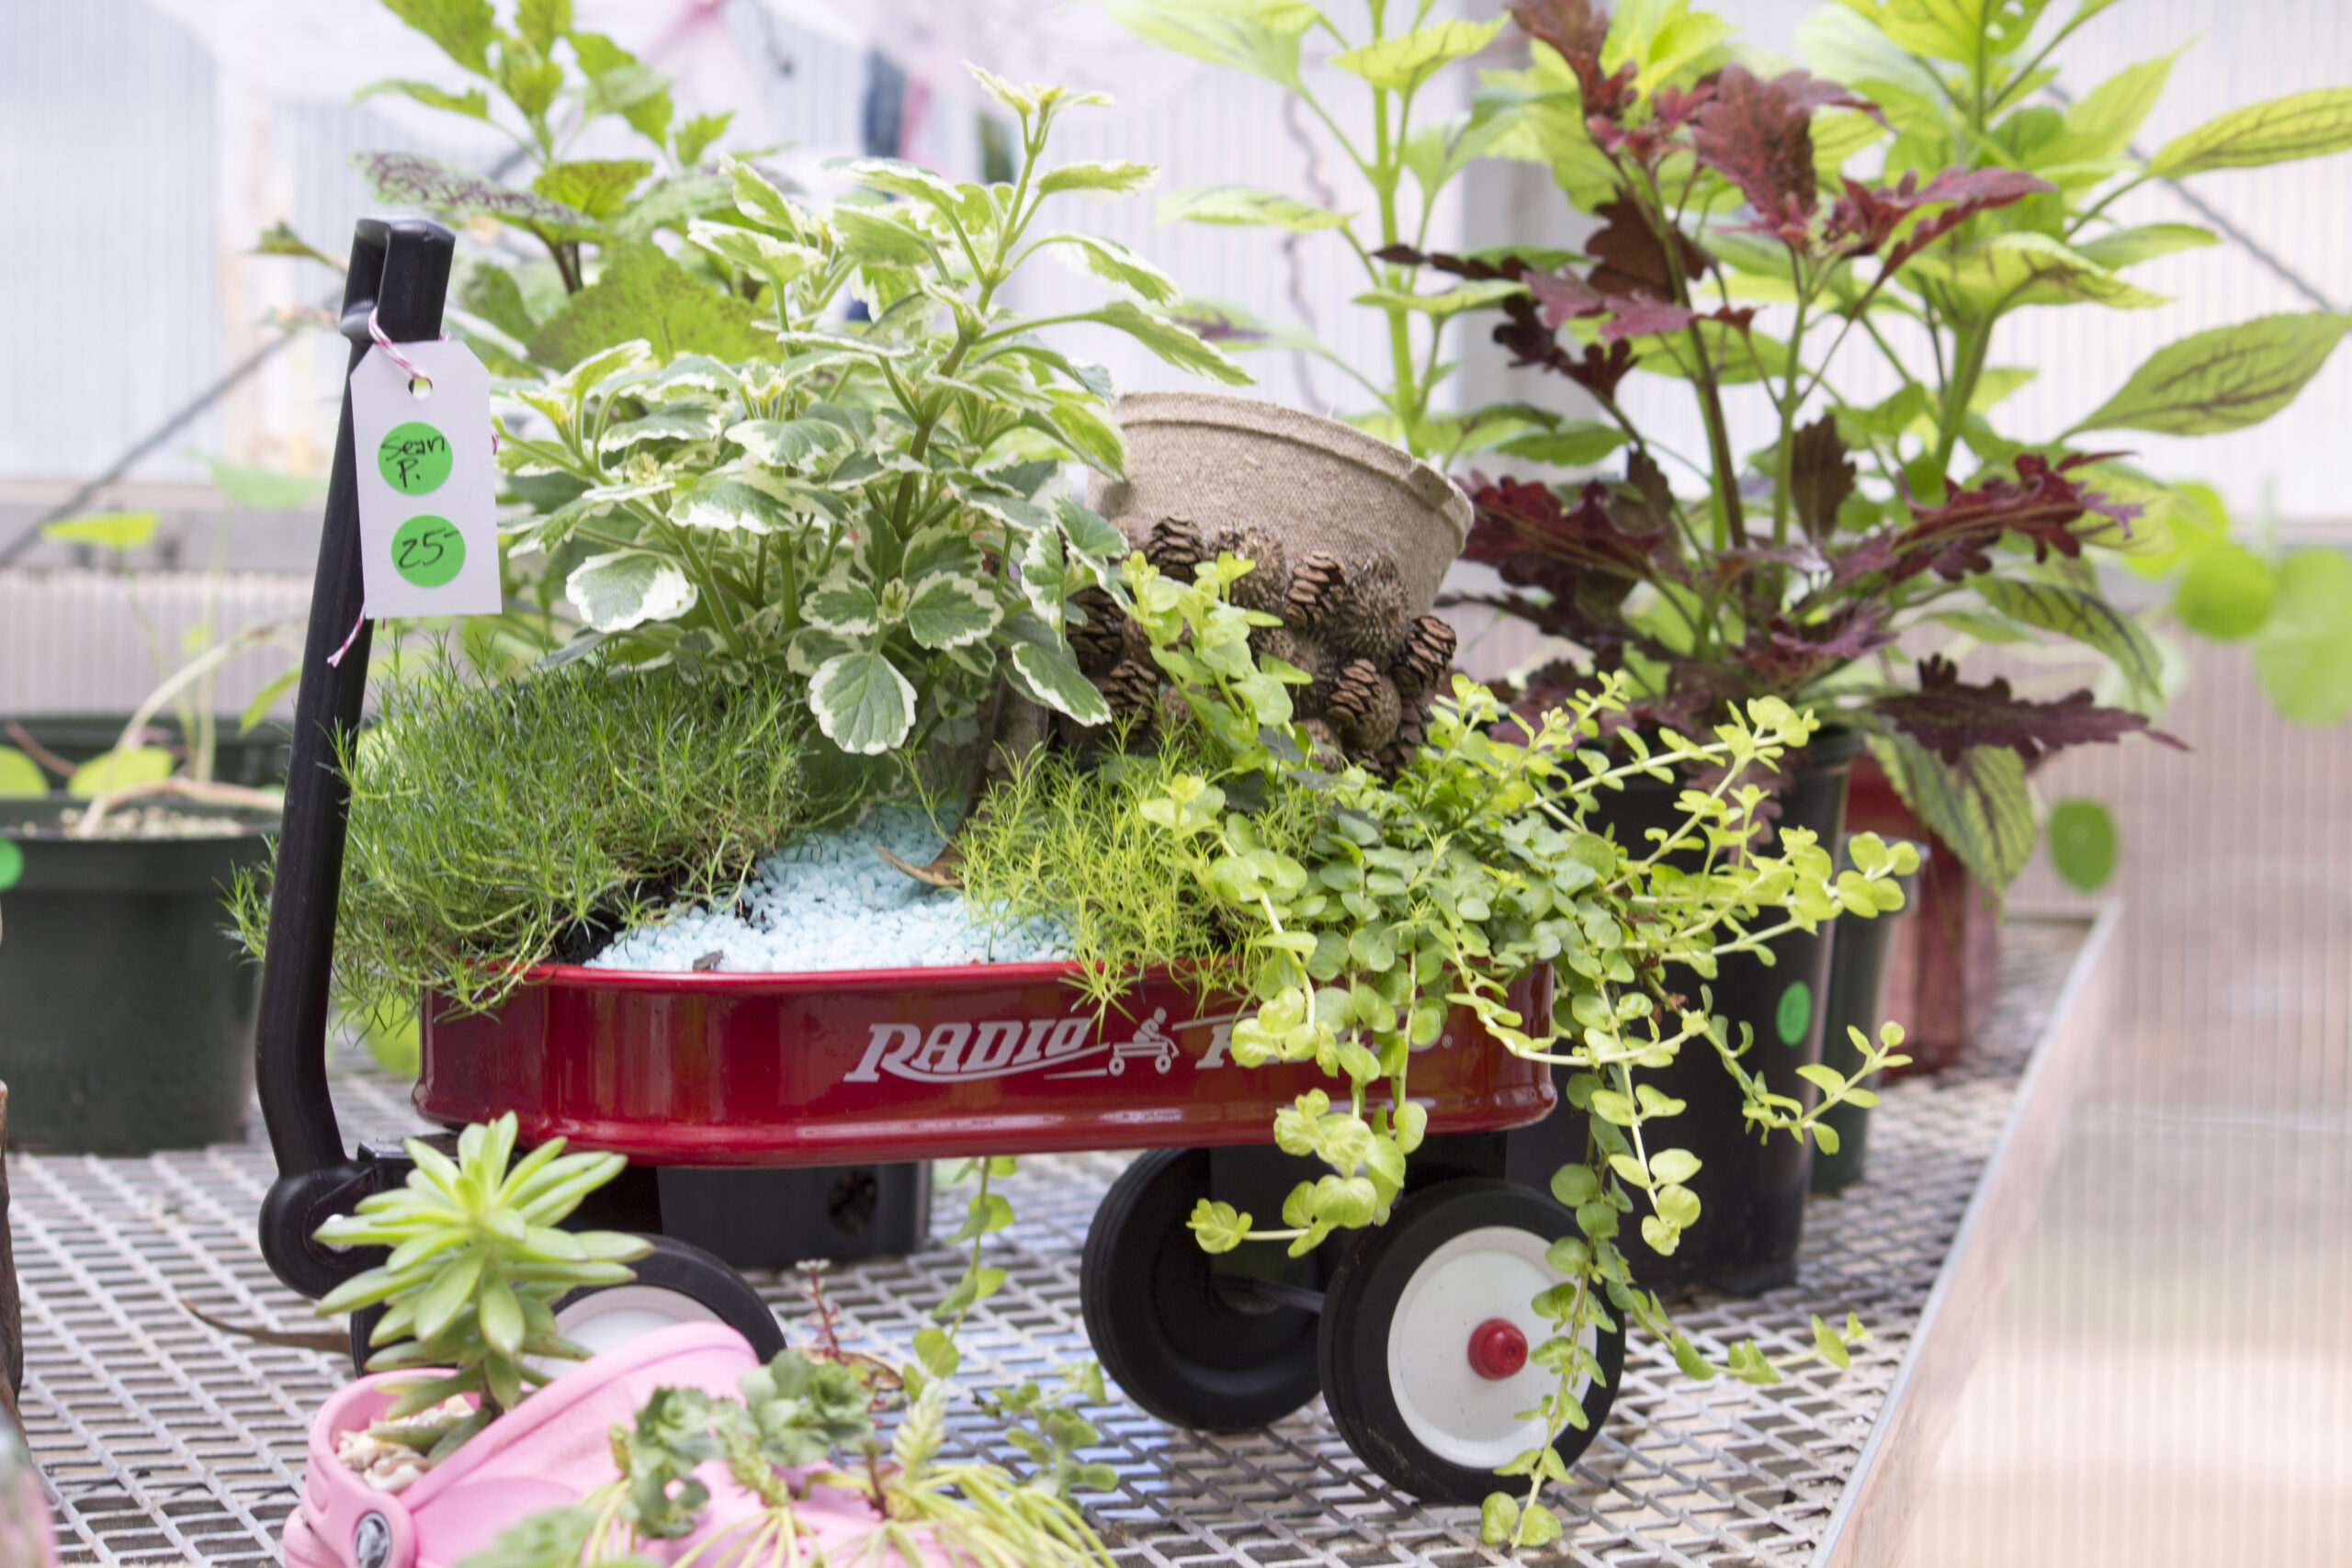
left=349, top=339, right=502, bottom=617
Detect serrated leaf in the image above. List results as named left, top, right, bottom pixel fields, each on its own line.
left=1909, top=231, right=2168, bottom=316
left=2070, top=312, right=2352, bottom=436
left=1041, top=389, right=1127, bottom=474
left=1498, top=422, right=1629, bottom=468
left=1157, top=185, right=1351, bottom=231
left=1085, top=302, right=1248, bottom=386
left=379, top=0, right=495, bottom=71
left=1043, top=231, right=1180, bottom=305
left=803, top=569, right=881, bottom=636
left=1353, top=278, right=1526, bottom=317
left=902, top=571, right=1000, bottom=650
left=565, top=550, right=696, bottom=632
left=354, top=77, right=491, bottom=121
left=599, top=405, right=722, bottom=453
left=672, top=474, right=785, bottom=535
left=1009, top=641, right=1112, bottom=727
left=352, top=151, right=594, bottom=236
left=2150, top=87, right=2352, bottom=176
left=1873, top=734, right=2036, bottom=889
left=1330, top=17, right=1504, bottom=93
left=615, top=172, right=738, bottom=239
left=726, top=416, right=846, bottom=468
left=531, top=159, right=652, bottom=220
left=2071, top=222, right=2216, bottom=271
left=808, top=650, right=915, bottom=753
left=1975, top=577, right=2164, bottom=702
left=831, top=205, right=933, bottom=267
left=1104, top=0, right=1316, bottom=88
left=685, top=220, right=822, bottom=284
left=1038, top=160, right=1159, bottom=197
left=527, top=243, right=775, bottom=369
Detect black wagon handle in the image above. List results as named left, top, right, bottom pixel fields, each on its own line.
left=255, top=217, right=455, bottom=1301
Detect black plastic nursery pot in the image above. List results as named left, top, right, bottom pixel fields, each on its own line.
left=1506, top=728, right=1866, bottom=1296
left=1810, top=840, right=1927, bottom=1195
left=0, top=799, right=274, bottom=1153
left=2, top=714, right=294, bottom=792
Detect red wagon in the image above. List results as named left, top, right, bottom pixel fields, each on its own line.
left=254, top=220, right=1622, bottom=1511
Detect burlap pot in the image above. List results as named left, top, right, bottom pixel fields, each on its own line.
left=1086, top=392, right=1471, bottom=615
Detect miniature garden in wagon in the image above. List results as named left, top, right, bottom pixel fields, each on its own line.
left=1, top=0, right=2348, bottom=1564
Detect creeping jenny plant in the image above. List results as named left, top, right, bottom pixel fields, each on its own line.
left=974, top=554, right=1916, bottom=1550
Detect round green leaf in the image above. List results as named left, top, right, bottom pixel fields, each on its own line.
left=0, top=747, right=48, bottom=797
left=2172, top=540, right=2274, bottom=640
left=2254, top=548, right=2352, bottom=726
left=808, top=650, right=916, bottom=754
left=2046, top=798, right=2120, bottom=893
left=68, top=746, right=175, bottom=798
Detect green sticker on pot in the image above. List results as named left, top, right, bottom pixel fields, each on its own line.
left=378, top=421, right=453, bottom=495
left=1775, top=980, right=1813, bottom=1046
left=390, top=515, right=466, bottom=588
left=0, top=839, right=21, bottom=892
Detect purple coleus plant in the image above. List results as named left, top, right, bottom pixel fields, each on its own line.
left=1381, top=0, right=2232, bottom=885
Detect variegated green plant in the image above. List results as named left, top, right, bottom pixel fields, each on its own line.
left=316, top=1113, right=651, bottom=1459
left=491, top=67, right=1248, bottom=757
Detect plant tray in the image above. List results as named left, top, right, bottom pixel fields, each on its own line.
left=416, top=961, right=1554, bottom=1167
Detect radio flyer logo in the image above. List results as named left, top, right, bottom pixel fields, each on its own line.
left=842, top=1007, right=1238, bottom=1085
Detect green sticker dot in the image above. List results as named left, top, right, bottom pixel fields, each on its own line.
left=1775, top=979, right=1813, bottom=1046
left=390, top=515, right=466, bottom=588
left=0, top=839, right=21, bottom=892
left=378, top=421, right=453, bottom=495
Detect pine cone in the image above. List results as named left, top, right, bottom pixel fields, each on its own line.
left=1283, top=552, right=1347, bottom=628
left=1145, top=515, right=1206, bottom=581
left=1121, top=612, right=1156, bottom=667
left=1391, top=614, right=1458, bottom=697
left=1322, top=555, right=1410, bottom=663
left=1299, top=718, right=1345, bottom=772
left=1373, top=699, right=1431, bottom=780
left=1097, top=657, right=1161, bottom=717
left=1067, top=586, right=1127, bottom=675
left=1209, top=526, right=1288, bottom=615
left=1328, top=659, right=1402, bottom=753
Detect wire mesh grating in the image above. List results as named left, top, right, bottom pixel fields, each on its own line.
left=11, top=922, right=2086, bottom=1567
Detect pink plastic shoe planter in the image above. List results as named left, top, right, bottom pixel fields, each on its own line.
left=284, top=1323, right=946, bottom=1568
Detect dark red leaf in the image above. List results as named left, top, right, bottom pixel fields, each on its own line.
left=1889, top=453, right=2143, bottom=581
left=1587, top=197, right=1712, bottom=296
left=1881, top=655, right=2183, bottom=764
left=1465, top=475, right=1679, bottom=584
left=1787, top=415, right=1857, bottom=543
left=1734, top=603, right=1894, bottom=689
left=1690, top=66, right=1872, bottom=235
left=1527, top=267, right=1611, bottom=325
left=1508, top=0, right=1636, bottom=122
left=1597, top=291, right=1696, bottom=340
left=1372, top=244, right=1531, bottom=282
left=1826, top=167, right=2053, bottom=262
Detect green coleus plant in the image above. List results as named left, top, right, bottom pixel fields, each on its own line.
left=489, top=67, right=1248, bottom=755
left=1105, top=553, right=1912, bottom=1546
left=315, top=1113, right=651, bottom=1460
left=1124, top=0, right=2352, bottom=890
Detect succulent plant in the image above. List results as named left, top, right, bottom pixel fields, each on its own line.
left=315, top=1114, right=650, bottom=1458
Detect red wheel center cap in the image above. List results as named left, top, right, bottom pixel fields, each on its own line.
left=1467, top=1317, right=1529, bottom=1380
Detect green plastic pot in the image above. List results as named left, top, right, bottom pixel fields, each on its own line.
left=0, top=799, right=274, bottom=1153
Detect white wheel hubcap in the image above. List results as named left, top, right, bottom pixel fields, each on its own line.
left=1385, top=1224, right=1592, bottom=1471
left=534, top=1285, right=728, bottom=1376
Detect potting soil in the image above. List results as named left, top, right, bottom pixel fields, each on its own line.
left=586, top=803, right=1072, bottom=974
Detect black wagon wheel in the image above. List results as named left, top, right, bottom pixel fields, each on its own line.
left=1317, top=1179, right=1623, bottom=1505
left=347, top=1233, right=784, bottom=1376
left=1080, top=1147, right=1323, bottom=1432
